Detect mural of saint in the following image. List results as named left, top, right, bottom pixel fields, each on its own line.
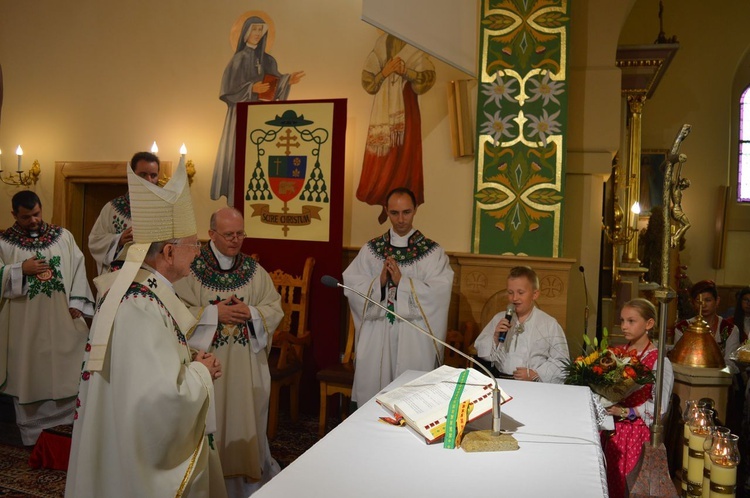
left=211, top=12, right=305, bottom=206
left=357, top=33, right=435, bottom=223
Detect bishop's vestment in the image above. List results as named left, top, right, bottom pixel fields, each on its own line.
left=66, top=268, right=224, bottom=498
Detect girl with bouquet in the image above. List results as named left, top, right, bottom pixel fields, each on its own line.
left=603, top=298, right=674, bottom=498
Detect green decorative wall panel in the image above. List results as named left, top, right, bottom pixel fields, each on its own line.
left=473, top=0, right=569, bottom=257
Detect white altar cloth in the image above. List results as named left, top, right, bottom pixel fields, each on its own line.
left=256, top=370, right=608, bottom=498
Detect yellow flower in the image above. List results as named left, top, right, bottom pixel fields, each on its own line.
left=583, top=351, right=599, bottom=365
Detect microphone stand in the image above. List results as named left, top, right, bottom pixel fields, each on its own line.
left=579, top=265, right=591, bottom=356
left=322, top=275, right=504, bottom=435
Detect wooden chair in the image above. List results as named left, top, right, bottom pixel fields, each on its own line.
left=267, top=256, right=315, bottom=440
left=444, top=321, right=480, bottom=368
left=316, top=314, right=356, bottom=437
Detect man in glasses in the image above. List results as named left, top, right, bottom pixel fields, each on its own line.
left=175, top=206, right=284, bottom=496
left=67, top=161, right=226, bottom=497
left=88, top=151, right=161, bottom=275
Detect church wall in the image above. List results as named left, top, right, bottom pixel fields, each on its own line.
left=0, top=0, right=472, bottom=251
left=619, top=0, right=750, bottom=286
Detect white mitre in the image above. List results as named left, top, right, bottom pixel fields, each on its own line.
left=129, top=159, right=196, bottom=243
left=86, top=161, right=197, bottom=372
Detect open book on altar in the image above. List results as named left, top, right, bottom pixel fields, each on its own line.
left=375, top=365, right=512, bottom=444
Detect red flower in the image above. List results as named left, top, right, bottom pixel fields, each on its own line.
left=592, top=366, right=604, bottom=375
left=82, top=371, right=91, bottom=381
left=85, top=343, right=91, bottom=352
left=623, top=366, right=636, bottom=379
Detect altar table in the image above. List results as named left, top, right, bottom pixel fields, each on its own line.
left=256, top=370, right=608, bottom=498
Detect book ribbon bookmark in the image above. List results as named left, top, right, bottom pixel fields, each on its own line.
left=443, top=369, right=470, bottom=449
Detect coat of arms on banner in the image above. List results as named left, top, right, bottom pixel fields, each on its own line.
left=244, top=104, right=332, bottom=241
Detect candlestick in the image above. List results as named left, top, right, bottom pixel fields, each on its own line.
left=709, top=463, right=736, bottom=498
left=703, top=426, right=730, bottom=498
left=688, top=430, right=708, bottom=497
left=683, top=400, right=707, bottom=496
left=16, top=145, right=23, bottom=172
left=683, top=422, right=691, bottom=495
left=709, top=433, right=739, bottom=498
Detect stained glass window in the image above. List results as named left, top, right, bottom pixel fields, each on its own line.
left=739, top=86, right=750, bottom=201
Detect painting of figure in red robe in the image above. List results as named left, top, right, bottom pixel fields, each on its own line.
left=357, top=33, right=435, bottom=223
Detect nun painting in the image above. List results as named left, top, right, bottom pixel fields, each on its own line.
left=211, top=12, right=305, bottom=205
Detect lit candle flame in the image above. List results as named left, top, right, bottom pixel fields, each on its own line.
left=151, top=141, right=159, bottom=153
left=180, top=143, right=187, bottom=155
left=16, top=145, right=23, bottom=156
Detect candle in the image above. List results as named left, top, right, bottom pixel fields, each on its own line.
left=683, top=423, right=691, bottom=494
left=631, top=201, right=641, bottom=228
left=709, top=462, right=736, bottom=498
left=704, top=427, right=731, bottom=498
left=16, top=145, right=23, bottom=172
left=0, top=148, right=3, bottom=173
left=688, top=431, right=708, bottom=497
left=151, top=141, right=159, bottom=153
left=178, top=143, right=187, bottom=170
left=703, top=451, right=712, bottom=498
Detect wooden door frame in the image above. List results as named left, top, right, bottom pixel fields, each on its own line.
left=51, top=161, right=172, bottom=246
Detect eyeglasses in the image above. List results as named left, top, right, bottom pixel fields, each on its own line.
left=213, top=231, right=246, bottom=242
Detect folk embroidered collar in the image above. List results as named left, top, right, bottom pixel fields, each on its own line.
left=110, top=194, right=131, bottom=220
left=0, top=222, right=62, bottom=250
left=190, top=243, right=258, bottom=292
left=366, top=230, right=438, bottom=266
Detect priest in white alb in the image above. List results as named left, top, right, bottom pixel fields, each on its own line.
left=343, top=187, right=454, bottom=405
left=174, top=206, right=284, bottom=497
left=66, top=161, right=227, bottom=498
left=0, top=190, right=94, bottom=445
left=87, top=151, right=161, bottom=274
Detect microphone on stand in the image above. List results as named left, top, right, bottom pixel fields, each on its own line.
left=579, top=265, right=590, bottom=355
left=321, top=274, right=505, bottom=435
left=498, top=304, right=514, bottom=343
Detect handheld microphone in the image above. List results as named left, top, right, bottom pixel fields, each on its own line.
left=498, top=304, right=514, bottom=343
left=321, top=274, right=505, bottom=435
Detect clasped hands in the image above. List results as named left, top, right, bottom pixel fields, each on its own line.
left=193, top=350, right=222, bottom=381
left=379, top=256, right=402, bottom=287
left=217, top=295, right=251, bottom=326
left=382, top=56, right=406, bottom=78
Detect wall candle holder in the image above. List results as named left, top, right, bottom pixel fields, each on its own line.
left=0, top=149, right=41, bottom=187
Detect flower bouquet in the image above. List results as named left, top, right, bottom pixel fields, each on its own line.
left=564, top=329, right=655, bottom=405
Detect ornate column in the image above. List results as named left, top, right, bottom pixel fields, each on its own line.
left=623, top=92, right=647, bottom=264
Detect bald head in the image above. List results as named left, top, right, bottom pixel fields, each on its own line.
left=209, top=207, right=246, bottom=257
left=210, top=207, right=243, bottom=230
